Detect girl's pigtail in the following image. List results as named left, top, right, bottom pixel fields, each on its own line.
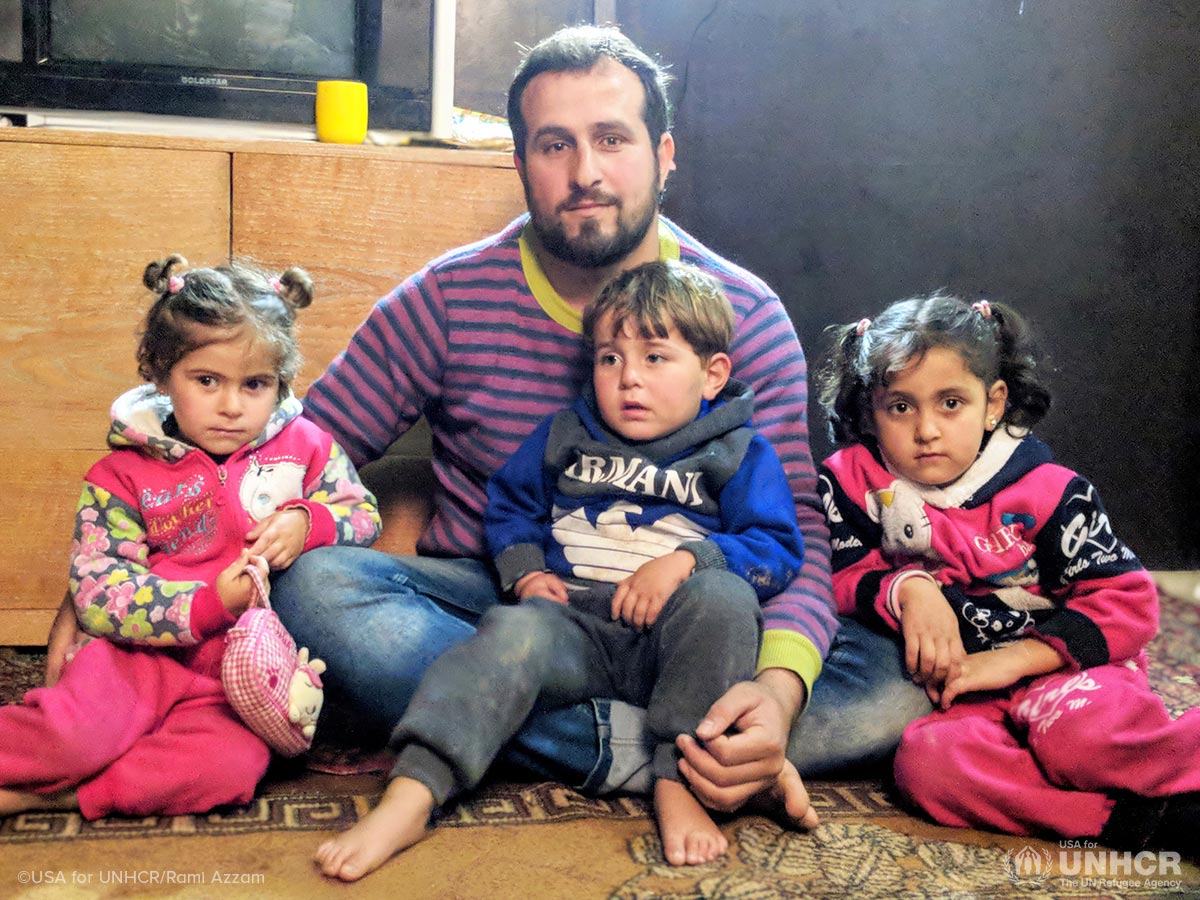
left=819, top=321, right=871, bottom=446
left=273, top=267, right=314, bottom=311
left=991, top=301, right=1051, bottom=429
left=143, top=254, right=188, bottom=294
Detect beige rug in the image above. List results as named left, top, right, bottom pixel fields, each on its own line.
left=1, top=584, right=1197, bottom=898
left=2, top=777, right=1196, bottom=899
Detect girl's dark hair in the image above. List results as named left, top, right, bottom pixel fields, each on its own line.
left=817, top=291, right=1051, bottom=446
left=139, top=254, right=314, bottom=401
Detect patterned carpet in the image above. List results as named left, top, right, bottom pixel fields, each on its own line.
left=1, top=590, right=1197, bottom=900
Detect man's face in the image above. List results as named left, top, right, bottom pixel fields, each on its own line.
left=516, top=57, right=674, bottom=269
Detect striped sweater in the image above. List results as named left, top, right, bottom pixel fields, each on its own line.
left=302, top=214, right=836, bottom=691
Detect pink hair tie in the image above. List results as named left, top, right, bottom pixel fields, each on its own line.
left=167, top=274, right=185, bottom=294
left=269, top=277, right=283, bottom=294
left=855, top=317, right=872, bottom=336
left=972, top=300, right=992, bottom=319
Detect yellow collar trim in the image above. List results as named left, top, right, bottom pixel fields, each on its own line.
left=519, top=220, right=682, bottom=334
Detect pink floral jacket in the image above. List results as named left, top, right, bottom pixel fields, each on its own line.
left=69, top=385, right=382, bottom=675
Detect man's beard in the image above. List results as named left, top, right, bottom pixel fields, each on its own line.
left=527, top=180, right=659, bottom=269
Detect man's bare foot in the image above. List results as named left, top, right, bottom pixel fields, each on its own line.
left=0, top=788, right=78, bottom=816
left=654, top=778, right=728, bottom=866
left=314, top=777, right=435, bottom=882
left=749, top=759, right=820, bottom=829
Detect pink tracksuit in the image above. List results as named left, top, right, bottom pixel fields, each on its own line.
left=0, top=639, right=268, bottom=818
left=895, top=657, right=1200, bottom=836
left=819, top=430, right=1200, bottom=838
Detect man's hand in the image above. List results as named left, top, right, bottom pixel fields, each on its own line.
left=611, top=550, right=694, bottom=630
left=676, top=669, right=804, bottom=814
left=897, top=577, right=964, bottom=703
left=940, top=639, right=1066, bottom=708
left=246, top=508, right=310, bottom=570
left=757, top=758, right=821, bottom=830
left=45, top=589, right=84, bottom=687
left=514, top=571, right=569, bottom=604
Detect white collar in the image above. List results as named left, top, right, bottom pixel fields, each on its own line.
left=886, top=427, right=1027, bottom=509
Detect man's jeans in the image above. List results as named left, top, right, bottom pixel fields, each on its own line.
left=272, top=547, right=933, bottom=794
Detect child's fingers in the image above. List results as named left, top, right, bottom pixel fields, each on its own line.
left=619, top=595, right=638, bottom=627
left=912, top=635, right=937, bottom=683
left=223, top=547, right=252, bottom=575
left=611, top=584, right=631, bottom=621
left=633, top=595, right=653, bottom=630
left=904, top=635, right=922, bottom=678
left=245, top=531, right=271, bottom=556
left=543, top=576, right=567, bottom=604
left=929, top=642, right=953, bottom=686
left=540, top=577, right=569, bottom=604
left=940, top=676, right=964, bottom=709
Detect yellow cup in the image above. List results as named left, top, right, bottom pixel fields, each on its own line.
left=315, top=80, right=368, bottom=144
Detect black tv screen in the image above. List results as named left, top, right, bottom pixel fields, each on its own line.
left=51, top=1, right=357, bottom=77
left=0, top=0, right=442, bottom=133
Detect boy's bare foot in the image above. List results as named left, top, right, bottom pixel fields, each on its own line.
left=314, top=777, right=435, bottom=882
left=749, top=759, right=820, bottom=829
left=654, top=778, right=728, bottom=866
left=0, top=788, right=77, bottom=816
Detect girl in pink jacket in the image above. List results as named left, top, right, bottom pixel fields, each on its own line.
left=818, top=292, right=1197, bottom=859
left=0, top=255, right=380, bottom=820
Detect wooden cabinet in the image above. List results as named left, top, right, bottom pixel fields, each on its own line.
left=0, top=129, right=523, bottom=645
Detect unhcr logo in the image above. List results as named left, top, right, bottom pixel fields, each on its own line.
left=1005, top=842, right=1187, bottom=892
left=1005, top=845, right=1054, bottom=886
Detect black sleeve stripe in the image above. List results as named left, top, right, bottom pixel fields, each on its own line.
left=1034, top=608, right=1110, bottom=669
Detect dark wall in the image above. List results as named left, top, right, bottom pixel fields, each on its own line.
left=455, top=1, right=595, bottom=115
left=457, top=2, right=1200, bottom=567
left=616, top=1, right=1200, bottom=568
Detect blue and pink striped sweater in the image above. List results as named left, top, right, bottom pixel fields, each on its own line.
left=302, top=215, right=835, bottom=692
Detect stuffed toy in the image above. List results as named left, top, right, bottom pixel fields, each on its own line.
left=222, top=566, right=327, bottom=756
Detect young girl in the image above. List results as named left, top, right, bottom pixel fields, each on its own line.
left=0, top=255, right=382, bottom=820
left=816, top=292, right=1198, bottom=856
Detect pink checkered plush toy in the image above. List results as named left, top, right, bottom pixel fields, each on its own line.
left=222, top=566, right=327, bottom=757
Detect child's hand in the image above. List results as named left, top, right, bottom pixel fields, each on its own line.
left=611, top=550, right=695, bottom=630
left=246, top=508, right=309, bottom=570
left=514, top=571, right=569, bottom=604
left=897, top=577, right=964, bottom=702
left=216, top=549, right=271, bottom=615
left=45, top=590, right=84, bottom=687
left=939, top=639, right=1066, bottom=709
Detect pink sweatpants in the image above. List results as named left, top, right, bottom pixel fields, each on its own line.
left=895, top=659, right=1200, bottom=838
left=0, top=638, right=270, bottom=819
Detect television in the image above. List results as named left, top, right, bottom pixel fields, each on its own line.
left=0, top=0, right=454, bottom=135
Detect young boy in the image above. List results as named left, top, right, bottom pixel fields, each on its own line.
left=316, top=260, right=817, bottom=882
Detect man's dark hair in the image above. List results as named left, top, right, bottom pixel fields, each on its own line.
left=507, top=25, right=673, bottom=162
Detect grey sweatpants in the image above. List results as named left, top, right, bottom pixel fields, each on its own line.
left=388, top=568, right=763, bottom=806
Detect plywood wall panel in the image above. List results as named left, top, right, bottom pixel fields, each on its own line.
left=0, top=138, right=230, bottom=643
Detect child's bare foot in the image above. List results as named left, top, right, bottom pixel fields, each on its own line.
left=749, top=759, right=820, bottom=829
left=0, top=788, right=77, bottom=816
left=314, top=777, right=435, bottom=882
left=654, top=778, right=728, bottom=866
